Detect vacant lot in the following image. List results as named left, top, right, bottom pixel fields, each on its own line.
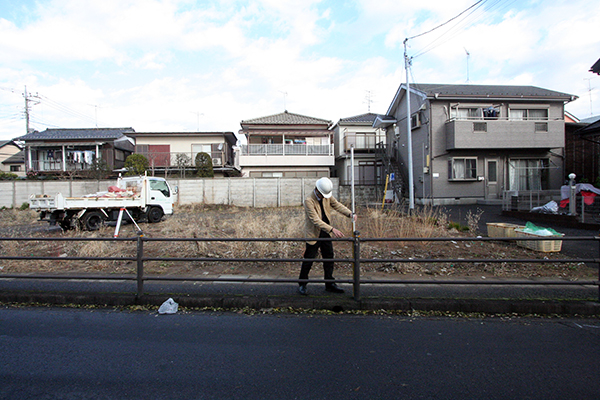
left=0, top=205, right=594, bottom=280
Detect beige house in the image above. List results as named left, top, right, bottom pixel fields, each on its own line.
left=331, top=113, right=386, bottom=185
left=0, top=140, right=24, bottom=176
left=129, top=131, right=240, bottom=177
left=239, top=111, right=334, bottom=178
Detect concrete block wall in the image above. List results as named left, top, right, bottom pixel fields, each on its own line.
left=2, top=177, right=344, bottom=209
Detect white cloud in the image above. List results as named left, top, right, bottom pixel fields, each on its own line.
left=0, top=0, right=599, bottom=140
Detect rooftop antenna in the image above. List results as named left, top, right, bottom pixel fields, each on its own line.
left=464, top=47, right=470, bottom=83
left=279, top=91, right=288, bottom=111
left=584, top=78, right=595, bottom=116
left=191, top=111, right=204, bottom=131
left=364, top=90, right=373, bottom=113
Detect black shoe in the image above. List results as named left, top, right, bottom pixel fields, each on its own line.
left=325, top=283, right=344, bottom=294
left=298, top=285, right=307, bottom=295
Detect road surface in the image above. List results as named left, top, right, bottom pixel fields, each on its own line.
left=1, top=306, right=599, bottom=399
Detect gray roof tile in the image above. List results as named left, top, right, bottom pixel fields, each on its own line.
left=338, top=113, right=381, bottom=124
left=241, top=111, right=331, bottom=126
left=16, top=128, right=135, bottom=141
left=411, top=83, right=575, bottom=100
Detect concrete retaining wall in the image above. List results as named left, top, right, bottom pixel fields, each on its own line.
left=1, top=177, right=352, bottom=209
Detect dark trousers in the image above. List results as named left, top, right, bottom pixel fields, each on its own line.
left=299, top=230, right=335, bottom=287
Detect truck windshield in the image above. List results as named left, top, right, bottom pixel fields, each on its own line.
left=149, top=180, right=170, bottom=197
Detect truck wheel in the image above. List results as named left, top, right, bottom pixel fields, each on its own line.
left=147, top=207, right=164, bottom=223
left=81, top=211, right=105, bottom=231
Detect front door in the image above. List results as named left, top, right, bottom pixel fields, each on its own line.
left=485, top=159, right=499, bottom=199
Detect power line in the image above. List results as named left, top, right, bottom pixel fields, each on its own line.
left=407, top=0, right=484, bottom=41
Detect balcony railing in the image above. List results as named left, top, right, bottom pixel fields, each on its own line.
left=240, top=144, right=332, bottom=156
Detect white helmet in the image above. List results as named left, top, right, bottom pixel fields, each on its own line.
left=315, top=177, right=333, bottom=198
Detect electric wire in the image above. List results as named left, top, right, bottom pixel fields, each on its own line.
left=406, top=0, right=485, bottom=41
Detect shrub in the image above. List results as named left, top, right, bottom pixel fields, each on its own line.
left=124, top=154, right=149, bottom=176
left=0, top=172, right=18, bottom=180
left=195, top=152, right=214, bottom=178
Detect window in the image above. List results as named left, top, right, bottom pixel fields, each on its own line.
left=509, top=108, right=548, bottom=120
left=10, top=165, right=20, bottom=172
left=149, top=179, right=170, bottom=197
left=448, top=157, right=477, bottom=180
left=508, top=159, right=549, bottom=190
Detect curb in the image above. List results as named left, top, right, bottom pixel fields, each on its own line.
left=2, top=291, right=599, bottom=316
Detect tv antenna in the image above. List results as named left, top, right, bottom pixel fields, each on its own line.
left=279, top=91, right=288, bottom=111
left=464, top=47, right=470, bottom=83
left=583, top=78, right=595, bottom=116
left=364, top=90, right=374, bottom=113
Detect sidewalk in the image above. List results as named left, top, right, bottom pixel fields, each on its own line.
left=1, top=274, right=598, bottom=316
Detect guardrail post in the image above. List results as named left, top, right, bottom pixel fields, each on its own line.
left=353, top=231, right=361, bottom=301
left=136, top=235, right=144, bottom=299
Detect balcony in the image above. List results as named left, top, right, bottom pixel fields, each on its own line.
left=343, top=133, right=386, bottom=153
left=445, top=118, right=564, bottom=150
left=239, top=143, right=334, bottom=167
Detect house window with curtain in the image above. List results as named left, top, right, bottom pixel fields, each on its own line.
left=509, top=108, right=548, bottom=120
left=508, top=159, right=549, bottom=190
left=448, top=157, right=477, bottom=180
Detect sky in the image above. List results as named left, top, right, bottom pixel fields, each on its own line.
left=0, top=0, right=599, bottom=141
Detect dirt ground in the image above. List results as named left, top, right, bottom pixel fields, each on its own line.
left=0, top=205, right=595, bottom=281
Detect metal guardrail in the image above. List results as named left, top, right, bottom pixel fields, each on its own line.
left=0, top=234, right=599, bottom=302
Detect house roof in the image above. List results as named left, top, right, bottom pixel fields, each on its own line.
left=580, top=115, right=600, bottom=124
left=384, top=83, right=578, bottom=122
left=576, top=119, right=600, bottom=136
left=129, top=131, right=238, bottom=144
left=2, top=150, right=24, bottom=165
left=0, top=140, right=21, bottom=149
left=241, top=111, right=331, bottom=127
left=410, top=83, right=576, bottom=100
left=591, top=58, right=600, bottom=75
left=337, top=113, right=381, bottom=125
left=16, top=127, right=135, bottom=141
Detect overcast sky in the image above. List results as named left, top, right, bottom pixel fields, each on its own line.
left=0, top=0, right=599, bottom=141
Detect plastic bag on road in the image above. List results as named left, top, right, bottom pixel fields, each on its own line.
left=158, top=298, right=179, bottom=314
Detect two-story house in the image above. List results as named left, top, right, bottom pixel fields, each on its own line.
left=128, top=131, right=240, bottom=177
left=16, top=128, right=135, bottom=175
left=375, top=83, right=577, bottom=204
left=238, top=111, right=334, bottom=178
left=331, top=113, right=386, bottom=185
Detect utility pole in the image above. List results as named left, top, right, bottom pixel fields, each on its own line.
left=403, top=38, right=415, bottom=210
left=23, top=86, right=40, bottom=134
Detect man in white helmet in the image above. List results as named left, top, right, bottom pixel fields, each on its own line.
left=298, top=177, right=356, bottom=295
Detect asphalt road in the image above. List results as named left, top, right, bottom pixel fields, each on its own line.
left=1, top=307, right=599, bottom=400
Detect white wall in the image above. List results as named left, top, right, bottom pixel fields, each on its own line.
left=3, top=178, right=341, bottom=209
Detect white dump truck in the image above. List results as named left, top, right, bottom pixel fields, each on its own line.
left=29, top=175, right=175, bottom=230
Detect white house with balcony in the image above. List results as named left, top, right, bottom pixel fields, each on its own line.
left=374, top=83, right=577, bottom=204
left=239, top=111, right=334, bottom=178
left=331, top=113, right=386, bottom=185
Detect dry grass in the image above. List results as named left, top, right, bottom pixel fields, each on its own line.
left=0, top=204, right=594, bottom=280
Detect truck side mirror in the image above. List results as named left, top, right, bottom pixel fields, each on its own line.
left=174, top=185, right=179, bottom=195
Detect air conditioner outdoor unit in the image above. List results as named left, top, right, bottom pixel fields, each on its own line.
left=212, top=157, right=222, bottom=166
